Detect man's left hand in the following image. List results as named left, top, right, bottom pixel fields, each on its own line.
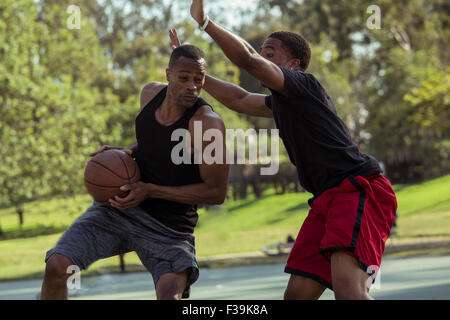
left=190, top=0, right=206, bottom=26
left=109, top=182, right=150, bottom=210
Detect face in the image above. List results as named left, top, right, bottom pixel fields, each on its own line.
left=260, top=37, right=300, bottom=71
left=166, top=56, right=207, bottom=108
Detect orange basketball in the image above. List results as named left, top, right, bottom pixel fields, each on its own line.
left=84, top=149, right=141, bottom=204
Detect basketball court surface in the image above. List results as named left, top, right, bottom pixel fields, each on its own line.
left=1, top=254, right=449, bottom=300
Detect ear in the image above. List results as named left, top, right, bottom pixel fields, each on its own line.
left=288, top=58, right=301, bottom=71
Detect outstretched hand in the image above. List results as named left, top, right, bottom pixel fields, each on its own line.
left=190, top=0, right=206, bottom=25
left=169, top=28, right=181, bottom=50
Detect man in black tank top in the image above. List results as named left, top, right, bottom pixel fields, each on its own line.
left=107, top=44, right=229, bottom=297
left=184, top=0, right=398, bottom=300
left=41, top=44, right=229, bottom=300
left=108, top=45, right=229, bottom=226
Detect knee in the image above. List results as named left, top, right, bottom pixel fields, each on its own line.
left=284, top=275, right=325, bottom=300
left=157, top=285, right=182, bottom=300
left=156, top=279, right=184, bottom=300
left=156, top=270, right=189, bottom=300
left=284, top=287, right=303, bottom=300
left=333, top=286, right=354, bottom=300
left=44, top=254, right=73, bottom=284
left=284, top=287, right=319, bottom=300
left=158, top=293, right=181, bottom=300
left=333, top=283, right=371, bottom=300
left=284, top=288, right=298, bottom=300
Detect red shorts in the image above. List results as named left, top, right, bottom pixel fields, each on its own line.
left=285, top=174, right=397, bottom=289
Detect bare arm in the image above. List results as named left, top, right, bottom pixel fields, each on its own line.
left=147, top=107, right=229, bottom=204
left=147, top=158, right=229, bottom=205
left=110, top=107, right=230, bottom=208
left=205, top=75, right=272, bottom=118
left=190, top=0, right=285, bottom=94
left=169, top=28, right=272, bottom=118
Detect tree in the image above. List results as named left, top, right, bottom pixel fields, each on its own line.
left=0, top=0, right=121, bottom=224
left=361, top=0, right=449, bottom=181
left=258, top=0, right=449, bottom=182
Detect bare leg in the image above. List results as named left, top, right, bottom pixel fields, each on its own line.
left=40, top=254, right=73, bottom=300
left=331, top=250, right=373, bottom=300
left=155, top=269, right=190, bottom=300
left=284, top=274, right=326, bottom=300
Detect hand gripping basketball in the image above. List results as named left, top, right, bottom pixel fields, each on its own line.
left=109, top=181, right=151, bottom=210
left=84, top=149, right=141, bottom=205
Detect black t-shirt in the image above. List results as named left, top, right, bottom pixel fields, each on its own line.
left=265, top=67, right=381, bottom=200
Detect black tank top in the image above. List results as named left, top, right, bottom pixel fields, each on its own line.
left=135, top=86, right=211, bottom=234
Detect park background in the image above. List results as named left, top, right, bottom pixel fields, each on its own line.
left=0, top=0, right=449, bottom=281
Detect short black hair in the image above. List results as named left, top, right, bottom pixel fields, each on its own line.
left=268, top=31, right=311, bottom=71
left=169, top=44, right=206, bottom=70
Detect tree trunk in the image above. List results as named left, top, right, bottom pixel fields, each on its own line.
left=119, top=254, right=125, bottom=273
left=16, top=205, right=24, bottom=227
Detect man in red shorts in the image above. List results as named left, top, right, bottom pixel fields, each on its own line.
left=182, top=0, right=398, bottom=300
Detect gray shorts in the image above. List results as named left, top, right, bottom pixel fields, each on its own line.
left=45, top=201, right=199, bottom=298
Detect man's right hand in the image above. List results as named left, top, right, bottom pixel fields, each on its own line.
left=90, top=145, right=133, bottom=157
left=169, top=28, right=181, bottom=50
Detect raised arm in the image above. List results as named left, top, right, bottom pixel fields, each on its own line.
left=169, top=29, right=272, bottom=118
left=190, top=0, right=286, bottom=94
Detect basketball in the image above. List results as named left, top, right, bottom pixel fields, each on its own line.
left=84, top=149, right=141, bottom=204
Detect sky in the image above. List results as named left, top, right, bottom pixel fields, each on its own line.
left=163, top=0, right=266, bottom=30
left=95, top=0, right=282, bottom=35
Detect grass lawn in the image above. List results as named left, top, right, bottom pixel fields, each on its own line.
left=0, top=174, right=449, bottom=281
left=394, top=174, right=450, bottom=237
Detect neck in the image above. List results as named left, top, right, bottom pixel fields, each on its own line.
left=156, top=91, right=186, bottom=126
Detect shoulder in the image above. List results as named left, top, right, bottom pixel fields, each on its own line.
left=280, top=67, right=315, bottom=84
left=277, top=68, right=322, bottom=97
left=190, top=104, right=225, bottom=131
left=142, top=81, right=167, bottom=92
left=140, top=82, right=167, bottom=109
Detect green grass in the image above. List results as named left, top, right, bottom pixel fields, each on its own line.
left=0, top=174, right=449, bottom=281
left=393, top=175, right=450, bottom=238
left=0, top=194, right=91, bottom=240
left=0, top=234, right=145, bottom=280
left=194, top=190, right=310, bottom=256
left=395, top=175, right=450, bottom=216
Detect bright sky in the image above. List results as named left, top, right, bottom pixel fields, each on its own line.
left=104, top=0, right=280, bottom=32
left=166, top=0, right=264, bottom=30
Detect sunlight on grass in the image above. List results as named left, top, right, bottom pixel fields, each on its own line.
left=0, top=174, right=448, bottom=281
left=395, top=175, right=450, bottom=216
